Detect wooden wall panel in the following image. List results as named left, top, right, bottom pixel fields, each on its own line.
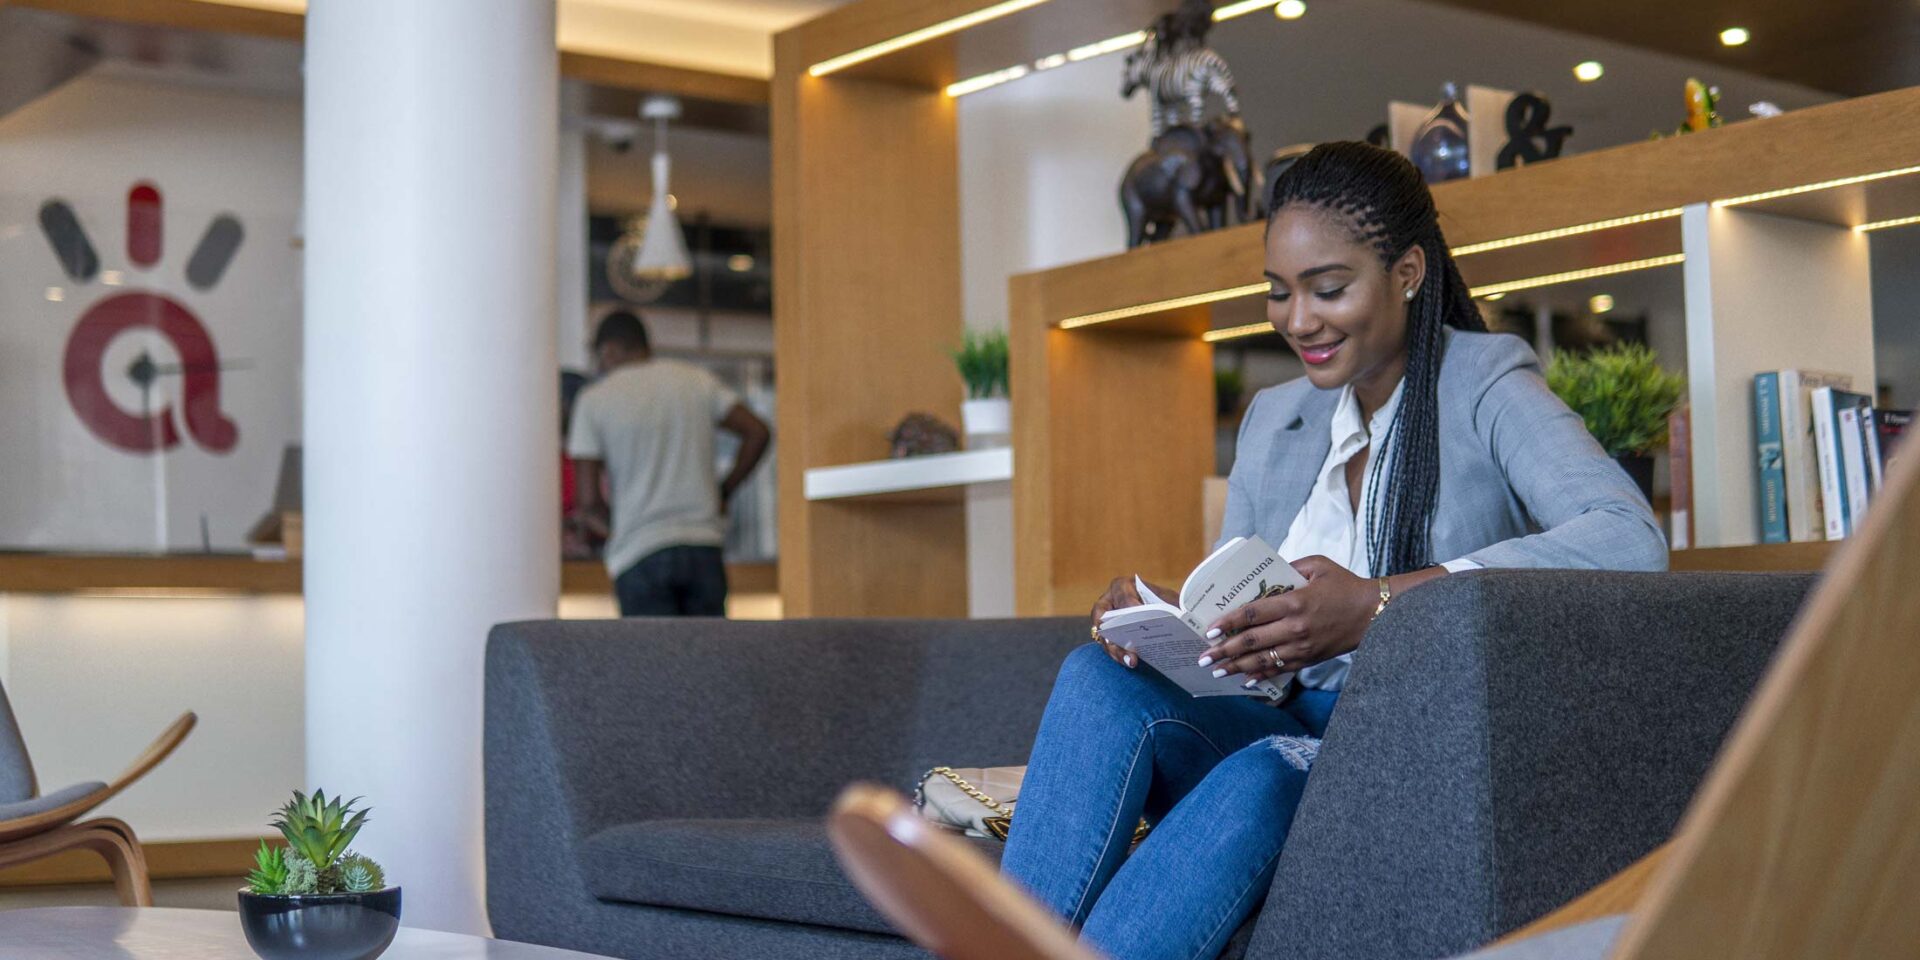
left=1011, top=278, right=1212, bottom=615
left=772, top=29, right=967, bottom=618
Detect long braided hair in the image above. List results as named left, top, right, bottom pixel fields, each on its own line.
left=1266, top=141, right=1486, bottom=576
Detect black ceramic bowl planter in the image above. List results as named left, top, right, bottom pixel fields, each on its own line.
left=237, top=886, right=402, bottom=960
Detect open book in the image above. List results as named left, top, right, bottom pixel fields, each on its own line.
left=1096, top=536, right=1306, bottom=701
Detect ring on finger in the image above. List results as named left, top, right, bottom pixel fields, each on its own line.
left=1265, top=648, right=1285, bottom=669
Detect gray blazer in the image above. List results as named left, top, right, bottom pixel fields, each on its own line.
left=1218, top=329, right=1668, bottom=572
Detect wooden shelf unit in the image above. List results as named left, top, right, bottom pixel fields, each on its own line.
left=1011, top=86, right=1920, bottom=613
left=1667, top=541, right=1838, bottom=573
left=1027, top=85, right=1920, bottom=335
left=777, top=0, right=1910, bottom=615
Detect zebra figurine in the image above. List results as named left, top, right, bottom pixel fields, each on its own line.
left=1121, top=24, right=1242, bottom=137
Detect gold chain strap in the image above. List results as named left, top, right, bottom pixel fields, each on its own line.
left=919, top=766, right=1148, bottom=844
left=921, top=767, right=1014, bottom=840
left=927, top=767, right=1012, bottom=815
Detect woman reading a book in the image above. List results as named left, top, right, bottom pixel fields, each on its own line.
left=1001, top=141, right=1666, bottom=960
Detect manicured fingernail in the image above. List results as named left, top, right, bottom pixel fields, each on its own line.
left=1124, top=655, right=1136, bottom=667
left=1242, top=678, right=1258, bottom=689
left=1211, top=667, right=1228, bottom=678
left=1204, top=628, right=1223, bottom=640
left=1196, top=655, right=1214, bottom=667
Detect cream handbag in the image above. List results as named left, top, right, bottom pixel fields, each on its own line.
left=912, top=766, right=1025, bottom=840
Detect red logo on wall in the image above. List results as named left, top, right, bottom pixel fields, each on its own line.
left=41, top=182, right=245, bottom=454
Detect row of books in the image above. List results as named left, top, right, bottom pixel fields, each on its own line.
left=1753, top=371, right=1909, bottom=543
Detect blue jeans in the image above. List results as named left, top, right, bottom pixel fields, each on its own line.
left=1001, top=643, right=1338, bottom=960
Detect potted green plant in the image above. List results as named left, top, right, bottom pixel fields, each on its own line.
left=238, top=790, right=400, bottom=960
left=951, top=329, right=1010, bottom=446
left=1214, top=368, right=1246, bottom=419
left=1545, top=342, right=1686, bottom=500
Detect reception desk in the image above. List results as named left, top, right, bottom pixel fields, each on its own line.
left=0, top=553, right=776, bottom=887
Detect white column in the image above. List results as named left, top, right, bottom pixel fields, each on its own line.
left=1682, top=204, right=1876, bottom=547
left=557, top=79, right=591, bottom=373
left=303, top=0, right=558, bottom=936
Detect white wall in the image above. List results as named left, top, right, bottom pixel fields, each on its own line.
left=959, top=57, right=1151, bottom=333
left=0, top=594, right=304, bottom=841
left=0, top=65, right=302, bottom=552
left=957, top=56, right=1149, bottom=617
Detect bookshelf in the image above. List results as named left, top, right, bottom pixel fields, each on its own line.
left=775, top=0, right=1908, bottom=615
left=1011, top=86, right=1920, bottom=612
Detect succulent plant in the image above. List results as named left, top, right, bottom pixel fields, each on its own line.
left=284, top=852, right=320, bottom=894
left=250, top=789, right=389, bottom=897
left=272, top=789, right=369, bottom=874
left=245, top=842, right=288, bottom=895
left=338, top=852, right=386, bottom=893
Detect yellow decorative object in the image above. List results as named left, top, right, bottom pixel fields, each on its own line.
left=1683, top=78, right=1721, bottom=133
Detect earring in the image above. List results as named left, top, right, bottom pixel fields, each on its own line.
left=1405, top=288, right=1416, bottom=300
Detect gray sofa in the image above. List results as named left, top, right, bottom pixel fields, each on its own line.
left=485, top=570, right=1815, bottom=960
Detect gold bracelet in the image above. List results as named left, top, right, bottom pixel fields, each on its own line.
left=1372, top=576, right=1393, bottom=619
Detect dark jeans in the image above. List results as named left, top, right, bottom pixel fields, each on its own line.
left=613, top=545, right=728, bottom=617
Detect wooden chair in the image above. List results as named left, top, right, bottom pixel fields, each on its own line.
left=832, top=438, right=1920, bottom=960
left=829, top=784, right=1098, bottom=960
left=0, top=679, right=194, bottom=907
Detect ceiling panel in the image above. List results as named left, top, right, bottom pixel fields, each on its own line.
left=1420, top=0, right=1920, bottom=97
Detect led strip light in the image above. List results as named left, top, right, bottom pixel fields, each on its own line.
left=1201, top=322, right=1274, bottom=343
left=943, top=0, right=1282, bottom=97
left=1058, top=282, right=1269, bottom=329
left=1711, top=164, right=1920, bottom=208
left=1855, top=213, right=1920, bottom=233
left=1466, top=254, right=1685, bottom=299
left=808, top=0, right=1054, bottom=78
left=1062, top=255, right=1687, bottom=333
left=1451, top=208, right=1685, bottom=256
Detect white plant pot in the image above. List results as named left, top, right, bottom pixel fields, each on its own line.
left=961, top=397, right=1011, bottom=447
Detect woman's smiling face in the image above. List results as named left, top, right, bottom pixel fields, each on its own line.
left=1264, top=205, right=1424, bottom=393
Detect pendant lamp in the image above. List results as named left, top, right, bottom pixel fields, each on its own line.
left=632, top=95, right=690, bottom=282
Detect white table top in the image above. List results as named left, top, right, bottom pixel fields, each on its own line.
left=0, top=907, right=614, bottom=959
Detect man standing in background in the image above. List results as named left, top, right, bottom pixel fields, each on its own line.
left=567, top=310, right=772, bottom=616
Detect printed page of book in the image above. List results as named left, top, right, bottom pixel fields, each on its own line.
left=1095, top=612, right=1282, bottom=699
left=1095, top=535, right=1298, bottom=701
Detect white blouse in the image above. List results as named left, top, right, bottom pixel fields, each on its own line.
left=1277, top=380, right=1478, bottom=691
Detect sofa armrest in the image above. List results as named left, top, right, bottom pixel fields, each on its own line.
left=1248, top=570, right=1816, bottom=960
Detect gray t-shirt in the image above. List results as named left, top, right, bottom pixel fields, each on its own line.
left=566, top=359, right=740, bottom=576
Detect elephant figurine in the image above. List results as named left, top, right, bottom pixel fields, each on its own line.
left=1120, top=118, right=1259, bottom=248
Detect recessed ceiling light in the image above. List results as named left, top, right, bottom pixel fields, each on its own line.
left=1720, top=26, right=1750, bottom=46
left=1275, top=0, right=1307, bottom=20
left=1573, top=60, right=1604, bottom=82
left=1589, top=294, right=1615, bottom=314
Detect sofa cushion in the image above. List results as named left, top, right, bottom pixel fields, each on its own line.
left=581, top=817, right=1005, bottom=935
